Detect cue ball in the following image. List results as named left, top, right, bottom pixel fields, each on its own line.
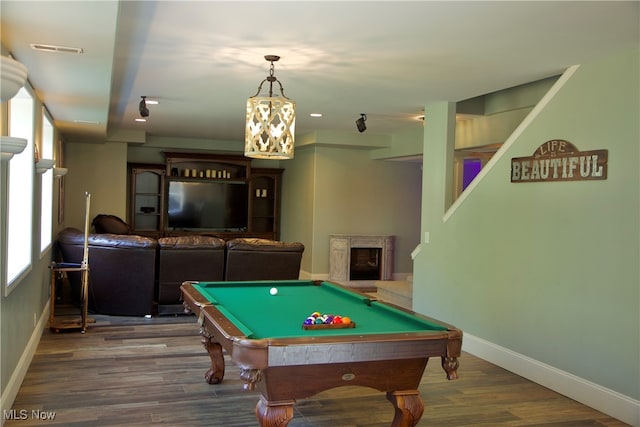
left=270, top=287, right=278, bottom=296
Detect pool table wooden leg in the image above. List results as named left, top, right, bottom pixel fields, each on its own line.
left=442, top=355, right=460, bottom=380
left=200, top=329, right=225, bottom=384
left=386, top=390, right=424, bottom=427
left=255, top=395, right=294, bottom=427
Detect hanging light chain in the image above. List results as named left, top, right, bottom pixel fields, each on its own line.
left=268, top=60, right=275, bottom=97
left=266, top=58, right=278, bottom=98
left=250, top=55, right=289, bottom=99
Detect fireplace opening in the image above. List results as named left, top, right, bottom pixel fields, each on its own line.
left=349, top=248, right=382, bottom=281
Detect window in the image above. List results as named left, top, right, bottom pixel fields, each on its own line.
left=452, top=144, right=501, bottom=201
left=462, top=158, right=483, bottom=190
left=40, top=110, right=54, bottom=253
left=6, top=87, right=34, bottom=289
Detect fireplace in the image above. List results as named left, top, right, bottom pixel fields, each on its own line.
left=329, top=234, right=393, bottom=288
left=350, top=248, right=381, bottom=280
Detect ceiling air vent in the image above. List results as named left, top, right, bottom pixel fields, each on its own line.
left=30, top=44, right=83, bottom=54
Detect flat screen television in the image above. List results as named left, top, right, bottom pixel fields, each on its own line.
left=167, top=180, right=248, bottom=231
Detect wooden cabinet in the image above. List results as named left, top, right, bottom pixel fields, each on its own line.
left=164, top=152, right=250, bottom=181
left=128, top=164, right=165, bottom=236
left=249, top=168, right=283, bottom=240
left=127, top=152, right=283, bottom=240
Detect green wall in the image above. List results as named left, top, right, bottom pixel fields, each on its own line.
left=414, top=48, right=639, bottom=406
left=0, top=89, right=61, bottom=415
left=64, top=142, right=128, bottom=229
left=315, top=146, right=422, bottom=277
left=279, top=146, right=316, bottom=273
left=281, top=143, right=422, bottom=279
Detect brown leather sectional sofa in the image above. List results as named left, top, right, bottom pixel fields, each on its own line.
left=56, top=227, right=304, bottom=316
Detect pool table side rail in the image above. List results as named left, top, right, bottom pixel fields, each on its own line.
left=322, top=281, right=463, bottom=361
left=256, top=338, right=451, bottom=367
left=181, top=281, right=212, bottom=308
left=181, top=282, right=249, bottom=353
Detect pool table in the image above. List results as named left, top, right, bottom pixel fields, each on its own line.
left=181, top=280, right=462, bottom=427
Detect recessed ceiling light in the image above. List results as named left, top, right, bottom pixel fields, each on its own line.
left=30, top=43, right=83, bottom=54
left=310, top=113, right=323, bottom=118
left=135, top=118, right=147, bottom=122
left=145, top=99, right=159, bottom=105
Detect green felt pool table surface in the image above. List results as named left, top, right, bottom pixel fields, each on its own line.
left=190, top=280, right=448, bottom=339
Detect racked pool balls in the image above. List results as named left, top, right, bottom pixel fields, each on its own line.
left=303, top=312, right=353, bottom=327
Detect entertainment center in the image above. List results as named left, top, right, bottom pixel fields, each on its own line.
left=128, top=152, right=283, bottom=240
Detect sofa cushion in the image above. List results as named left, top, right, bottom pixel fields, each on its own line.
left=158, top=235, right=225, bottom=249
left=92, top=214, right=132, bottom=235
left=56, top=227, right=157, bottom=316
left=157, top=235, right=226, bottom=309
left=224, top=238, right=304, bottom=281
left=58, top=227, right=156, bottom=249
left=226, top=238, right=304, bottom=252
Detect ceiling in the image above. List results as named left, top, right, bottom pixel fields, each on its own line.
left=2, top=1, right=638, bottom=146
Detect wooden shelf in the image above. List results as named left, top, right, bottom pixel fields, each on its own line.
left=128, top=154, right=283, bottom=240
left=249, top=168, right=283, bottom=239
left=129, top=164, right=166, bottom=234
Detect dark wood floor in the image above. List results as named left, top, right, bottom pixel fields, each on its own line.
left=7, top=312, right=629, bottom=427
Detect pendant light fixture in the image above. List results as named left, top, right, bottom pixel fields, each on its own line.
left=245, top=55, right=296, bottom=159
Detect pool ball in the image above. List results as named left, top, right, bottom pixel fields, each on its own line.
left=270, top=287, right=278, bottom=296
left=342, top=316, right=351, bottom=325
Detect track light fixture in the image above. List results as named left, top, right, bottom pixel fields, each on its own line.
left=356, top=113, right=367, bottom=133
left=139, top=96, right=149, bottom=117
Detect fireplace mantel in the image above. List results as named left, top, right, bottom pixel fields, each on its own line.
left=329, top=234, right=394, bottom=288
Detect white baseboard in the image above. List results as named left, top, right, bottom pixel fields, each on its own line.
left=299, top=270, right=327, bottom=281
left=0, top=301, right=48, bottom=427
left=391, top=272, right=412, bottom=282
left=299, top=271, right=413, bottom=284
left=462, top=333, right=640, bottom=426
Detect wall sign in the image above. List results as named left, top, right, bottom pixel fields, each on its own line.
left=511, top=140, right=608, bottom=183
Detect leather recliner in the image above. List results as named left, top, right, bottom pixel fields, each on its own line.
left=157, top=235, right=226, bottom=314
left=57, top=227, right=157, bottom=316
left=224, top=238, right=304, bottom=281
